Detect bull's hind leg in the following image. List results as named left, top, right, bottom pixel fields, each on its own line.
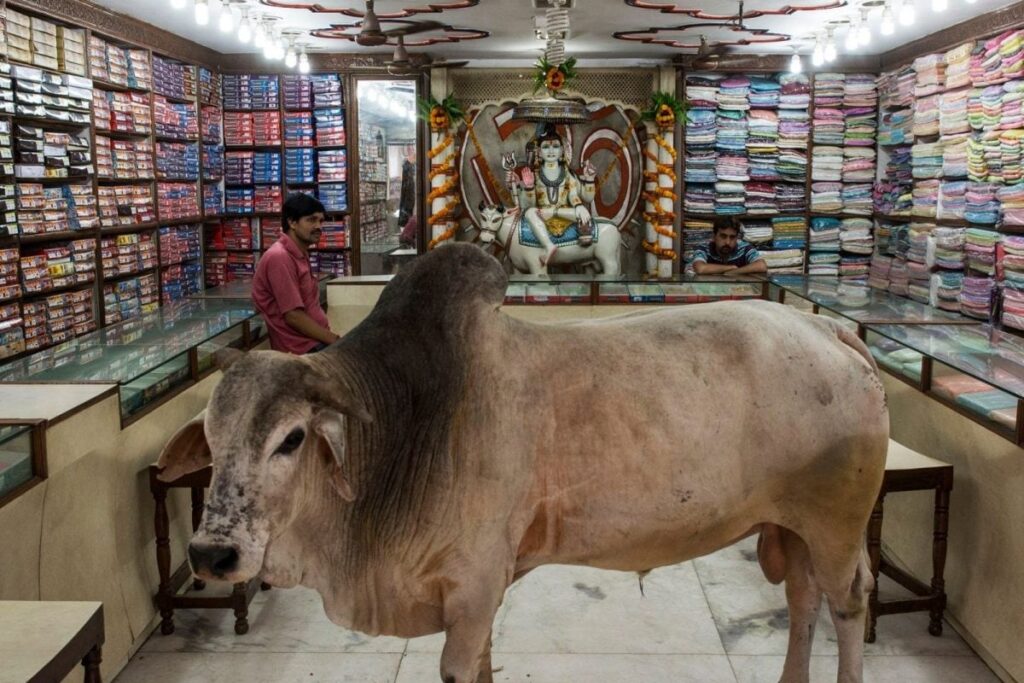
left=777, top=529, right=823, bottom=683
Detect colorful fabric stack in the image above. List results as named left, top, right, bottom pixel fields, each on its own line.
left=812, top=146, right=843, bottom=181
left=912, top=142, right=944, bottom=179
left=874, top=220, right=895, bottom=253
left=814, top=73, right=845, bottom=107
left=943, top=134, right=969, bottom=178
left=844, top=74, right=878, bottom=107
left=685, top=109, right=717, bottom=183
left=748, top=76, right=780, bottom=108
left=739, top=220, right=773, bottom=246
left=771, top=215, right=807, bottom=250
left=717, top=76, right=751, bottom=111
left=1001, top=235, right=1024, bottom=329
left=843, top=147, right=876, bottom=181
left=844, top=107, right=877, bottom=147
left=970, top=30, right=1023, bottom=86
left=934, top=271, right=965, bottom=311
left=1000, top=127, right=1024, bottom=185
left=939, top=89, right=969, bottom=135
left=810, top=181, right=842, bottom=213
left=777, top=183, right=807, bottom=213
left=841, top=183, right=873, bottom=215
left=682, top=219, right=714, bottom=264
left=1002, top=81, right=1024, bottom=131
left=933, top=227, right=966, bottom=270
left=913, top=179, right=940, bottom=218
left=938, top=180, right=968, bottom=219
left=960, top=276, right=994, bottom=319
left=945, top=43, right=973, bottom=90
left=879, top=108, right=913, bottom=145
left=869, top=253, right=893, bottom=290
left=748, top=110, right=780, bottom=181
left=965, top=228, right=999, bottom=276
left=965, top=182, right=1000, bottom=224
left=808, top=252, right=840, bottom=275
left=716, top=111, right=749, bottom=180
left=761, top=249, right=805, bottom=273
left=779, top=73, right=810, bottom=109
left=998, top=183, right=1024, bottom=225
left=685, top=75, right=719, bottom=109
left=840, top=217, right=874, bottom=255
left=714, top=181, right=745, bottom=215
left=840, top=254, right=871, bottom=281
left=906, top=223, right=933, bottom=303
left=889, top=258, right=911, bottom=296
left=684, top=184, right=714, bottom=214
left=813, top=108, right=845, bottom=146
left=914, top=53, right=946, bottom=97
left=913, top=95, right=940, bottom=137
left=745, top=182, right=777, bottom=214
left=810, top=216, right=840, bottom=252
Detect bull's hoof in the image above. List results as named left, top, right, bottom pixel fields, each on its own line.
left=928, top=621, right=943, bottom=637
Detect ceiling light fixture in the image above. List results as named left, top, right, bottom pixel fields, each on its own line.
left=219, top=3, right=237, bottom=33
left=237, top=9, right=252, bottom=43
left=880, top=5, right=895, bottom=35
left=171, top=0, right=188, bottom=9
left=789, top=49, right=803, bottom=74
left=285, top=40, right=298, bottom=68
left=845, top=23, right=859, bottom=52
left=298, top=46, right=310, bottom=74
left=194, top=0, right=210, bottom=26
left=252, top=17, right=266, bottom=47
left=824, top=29, right=838, bottom=62
left=858, top=8, right=872, bottom=46
left=931, top=0, right=947, bottom=10
left=812, top=36, right=825, bottom=66
left=898, top=0, right=916, bottom=26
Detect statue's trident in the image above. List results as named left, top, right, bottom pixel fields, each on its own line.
left=501, top=152, right=520, bottom=210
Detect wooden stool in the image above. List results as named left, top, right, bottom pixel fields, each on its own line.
left=148, top=465, right=270, bottom=636
left=0, top=601, right=104, bottom=682
left=865, top=439, right=954, bottom=643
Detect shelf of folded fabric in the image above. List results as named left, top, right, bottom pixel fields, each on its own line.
left=501, top=274, right=768, bottom=305
left=864, top=322, right=1024, bottom=443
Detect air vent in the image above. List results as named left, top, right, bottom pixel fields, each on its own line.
left=533, top=0, right=575, bottom=8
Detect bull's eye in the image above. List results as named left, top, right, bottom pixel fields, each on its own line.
left=276, top=428, right=306, bottom=455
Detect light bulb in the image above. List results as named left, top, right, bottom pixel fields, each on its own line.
left=824, top=36, right=837, bottom=62
left=880, top=7, right=895, bottom=35
left=789, top=52, right=803, bottom=74
left=858, top=24, right=871, bottom=46
left=263, top=37, right=276, bottom=60
left=218, top=6, right=235, bottom=33
left=171, top=0, right=187, bottom=9
left=237, top=14, right=252, bottom=43
left=253, top=21, right=266, bottom=48
left=899, top=1, right=915, bottom=26
left=812, top=41, right=825, bottom=66
left=298, top=49, right=310, bottom=74
left=932, top=0, right=947, bottom=10
left=195, top=0, right=210, bottom=26
left=845, top=26, right=859, bottom=51
left=275, top=37, right=287, bottom=60
left=285, top=46, right=297, bottom=68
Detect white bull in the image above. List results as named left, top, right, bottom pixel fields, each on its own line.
left=158, top=243, right=888, bottom=683
left=476, top=202, right=622, bottom=275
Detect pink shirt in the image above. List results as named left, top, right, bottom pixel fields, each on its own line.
left=252, top=235, right=330, bottom=354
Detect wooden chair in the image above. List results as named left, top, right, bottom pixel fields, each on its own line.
left=0, top=601, right=104, bottom=682
left=865, top=439, right=954, bottom=643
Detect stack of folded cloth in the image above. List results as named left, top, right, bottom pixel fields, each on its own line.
left=960, top=275, right=994, bottom=319
left=813, top=108, right=845, bottom=145
left=967, top=87, right=986, bottom=130
left=843, top=74, right=878, bottom=108
left=717, top=76, right=751, bottom=111
left=1000, top=128, right=1024, bottom=184
left=778, top=73, right=810, bottom=109
left=970, top=39, right=1001, bottom=87
left=685, top=76, right=720, bottom=109
left=934, top=226, right=967, bottom=269
left=841, top=183, right=873, bottom=214
left=747, top=111, right=780, bottom=181
left=776, top=183, right=807, bottom=213
left=906, top=224, right=933, bottom=303
left=879, top=108, right=913, bottom=145
left=913, top=53, right=946, bottom=97
left=748, top=76, right=780, bottom=108
left=771, top=215, right=807, bottom=249
left=912, top=141, right=944, bottom=178
left=840, top=217, right=874, bottom=255
left=683, top=219, right=714, bottom=263
left=745, top=182, right=777, bottom=214
left=944, top=43, right=973, bottom=90
left=761, top=249, right=805, bottom=273
left=842, top=147, right=876, bottom=181
left=1002, top=286, right=1024, bottom=330
left=777, top=149, right=807, bottom=183
left=913, top=95, right=940, bottom=137
left=812, top=145, right=843, bottom=181
left=1002, top=81, right=1024, bottom=130
left=714, top=181, right=746, bottom=215
left=896, top=67, right=916, bottom=105
left=684, top=184, right=715, bottom=214
left=685, top=147, right=717, bottom=184
left=840, top=255, right=871, bottom=281
left=1000, top=235, right=1024, bottom=329
left=965, top=228, right=999, bottom=276
left=875, top=221, right=894, bottom=253
left=814, top=73, right=845, bottom=107
left=878, top=70, right=897, bottom=108
left=933, top=271, right=965, bottom=311
left=965, top=183, right=1000, bottom=224
left=716, top=152, right=749, bottom=182
left=889, top=258, right=911, bottom=296
left=740, top=220, right=773, bottom=246
left=869, top=253, right=893, bottom=290
left=939, top=89, right=969, bottom=135
left=874, top=182, right=904, bottom=215
left=810, top=217, right=841, bottom=252
left=980, top=85, right=1005, bottom=129
left=778, top=109, right=810, bottom=148
left=942, top=134, right=970, bottom=178
left=912, top=179, right=940, bottom=218
left=890, top=223, right=912, bottom=259
left=716, top=111, right=748, bottom=179
left=811, top=181, right=842, bottom=213
left=844, top=107, right=877, bottom=148
left=968, top=133, right=994, bottom=181
left=997, top=183, right=1024, bottom=225
left=938, top=180, right=968, bottom=219
left=807, top=254, right=839, bottom=276
left=685, top=110, right=717, bottom=183
left=1001, top=30, right=1024, bottom=80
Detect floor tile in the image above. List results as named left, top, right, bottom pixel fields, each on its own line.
left=116, top=652, right=401, bottom=683
left=729, top=654, right=1001, bottom=683
left=395, top=652, right=737, bottom=683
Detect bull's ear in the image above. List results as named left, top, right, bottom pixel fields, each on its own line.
left=156, top=411, right=212, bottom=482
left=314, top=410, right=355, bottom=502
left=215, top=347, right=244, bottom=371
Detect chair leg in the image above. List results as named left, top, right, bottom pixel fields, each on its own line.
left=83, top=645, right=102, bottom=683
left=232, top=582, right=250, bottom=635
left=929, top=485, right=951, bottom=637
left=865, top=493, right=885, bottom=643
left=152, top=484, right=175, bottom=636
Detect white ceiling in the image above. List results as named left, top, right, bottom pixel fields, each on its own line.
left=93, top=0, right=1018, bottom=62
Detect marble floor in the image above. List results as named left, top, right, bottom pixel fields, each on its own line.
left=117, top=539, right=999, bottom=683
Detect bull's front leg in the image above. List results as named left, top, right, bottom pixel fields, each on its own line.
left=439, top=574, right=507, bottom=683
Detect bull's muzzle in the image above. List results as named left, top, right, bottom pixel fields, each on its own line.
left=188, top=542, right=240, bottom=579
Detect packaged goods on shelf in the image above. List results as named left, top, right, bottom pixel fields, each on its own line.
left=18, top=239, right=96, bottom=295
left=227, top=251, right=255, bottom=279
left=157, top=181, right=199, bottom=220
left=286, top=148, right=315, bottom=184
left=0, top=247, right=19, bottom=301
left=201, top=104, right=223, bottom=143
left=202, top=144, right=224, bottom=180
left=0, top=297, right=25, bottom=359
left=317, top=149, right=347, bottom=182
left=94, top=90, right=152, bottom=135
left=204, top=251, right=227, bottom=286
left=159, top=223, right=201, bottom=265
left=198, top=67, right=222, bottom=106
left=22, top=288, right=95, bottom=349
left=283, top=74, right=313, bottom=110
left=314, top=107, right=346, bottom=146
left=154, top=95, right=198, bottom=140
left=225, top=187, right=253, bottom=214
left=156, top=141, right=199, bottom=181
left=223, top=110, right=281, bottom=145
left=57, top=27, right=87, bottom=77
left=97, top=184, right=155, bottom=227
left=100, top=231, right=156, bottom=279
left=102, top=271, right=157, bottom=325
left=10, top=64, right=91, bottom=124
left=203, top=182, right=223, bottom=215
left=160, top=260, right=202, bottom=303
left=284, top=111, right=314, bottom=148
left=207, top=217, right=253, bottom=250
left=311, top=74, right=343, bottom=108
left=14, top=124, right=92, bottom=180
left=260, top=217, right=282, bottom=248
left=153, top=55, right=196, bottom=101
left=222, top=73, right=279, bottom=110
left=225, top=150, right=281, bottom=184
left=6, top=9, right=31, bottom=65
left=254, top=185, right=282, bottom=213
left=310, top=251, right=350, bottom=277
left=16, top=181, right=97, bottom=234
left=0, top=65, right=13, bottom=116
left=317, top=219, right=348, bottom=249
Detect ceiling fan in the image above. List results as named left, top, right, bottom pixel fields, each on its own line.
left=356, top=0, right=444, bottom=46
left=385, top=34, right=469, bottom=75
left=689, top=0, right=744, bottom=67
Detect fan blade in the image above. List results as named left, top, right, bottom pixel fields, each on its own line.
left=357, top=0, right=386, bottom=46
left=430, top=60, right=469, bottom=69
left=384, top=20, right=444, bottom=37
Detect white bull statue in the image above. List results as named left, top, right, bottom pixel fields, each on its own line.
left=477, top=202, right=622, bottom=275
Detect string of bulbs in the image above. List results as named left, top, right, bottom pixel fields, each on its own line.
left=169, top=0, right=311, bottom=73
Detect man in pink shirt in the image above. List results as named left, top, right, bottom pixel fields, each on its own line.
left=252, top=193, right=339, bottom=354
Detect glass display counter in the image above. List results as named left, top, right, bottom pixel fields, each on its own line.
left=0, top=300, right=264, bottom=423
left=864, top=323, right=1024, bottom=444
left=503, top=274, right=768, bottom=305
left=0, top=423, right=43, bottom=508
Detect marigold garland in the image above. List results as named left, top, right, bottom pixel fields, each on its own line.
left=642, top=239, right=678, bottom=260
left=428, top=133, right=455, bottom=160
left=596, top=117, right=641, bottom=189
left=429, top=225, right=458, bottom=250
left=427, top=201, right=460, bottom=226
left=428, top=174, right=460, bottom=202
